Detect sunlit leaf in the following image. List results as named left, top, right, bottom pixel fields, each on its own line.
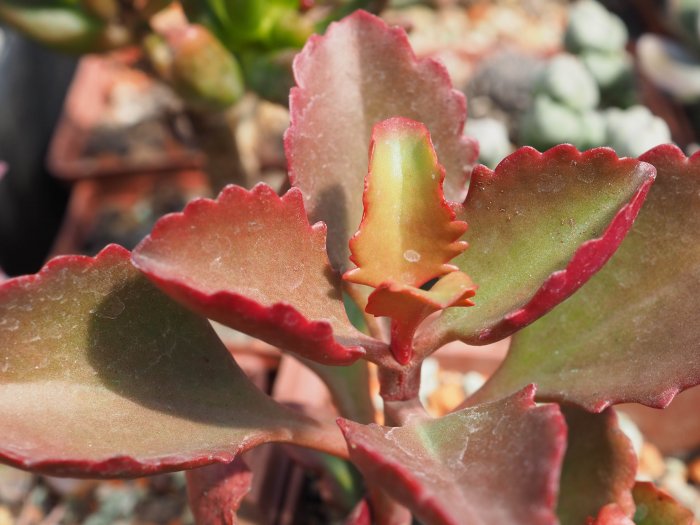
left=133, top=184, right=385, bottom=366
left=422, top=145, right=655, bottom=350
left=344, top=118, right=468, bottom=289
left=285, top=10, right=477, bottom=271
left=471, top=145, right=700, bottom=411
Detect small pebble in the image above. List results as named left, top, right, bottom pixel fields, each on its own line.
left=638, top=443, right=666, bottom=480
left=687, top=457, right=700, bottom=485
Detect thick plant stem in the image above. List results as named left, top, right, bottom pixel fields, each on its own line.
left=377, top=363, right=422, bottom=402
left=383, top=397, right=429, bottom=427
left=412, top=316, right=451, bottom=361
left=187, top=109, right=248, bottom=192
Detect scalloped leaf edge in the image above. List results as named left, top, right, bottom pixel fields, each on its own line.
left=284, top=9, right=478, bottom=204
left=132, top=184, right=386, bottom=366
left=0, top=244, right=288, bottom=477
left=457, top=145, right=656, bottom=344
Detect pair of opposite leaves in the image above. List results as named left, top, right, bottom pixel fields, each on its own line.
left=0, top=9, right=695, bottom=525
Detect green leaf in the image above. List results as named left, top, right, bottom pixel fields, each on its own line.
left=421, top=145, right=655, bottom=350
left=0, top=2, right=124, bottom=53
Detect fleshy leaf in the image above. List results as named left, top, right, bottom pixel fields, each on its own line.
left=365, top=272, right=476, bottom=364
left=285, top=10, right=477, bottom=272
left=0, top=245, right=328, bottom=477
left=132, top=184, right=384, bottom=366
left=338, top=386, right=566, bottom=525
left=472, top=145, right=700, bottom=411
left=186, top=458, right=252, bottom=525
left=558, top=407, right=636, bottom=525
left=422, top=145, right=655, bottom=349
left=365, top=272, right=476, bottom=322
left=344, top=118, right=468, bottom=289
left=632, top=482, right=694, bottom=525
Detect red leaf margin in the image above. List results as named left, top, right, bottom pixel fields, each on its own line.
left=132, top=184, right=377, bottom=366
left=285, top=9, right=478, bottom=203
left=472, top=145, right=656, bottom=344
left=344, top=116, right=469, bottom=288
left=0, top=244, right=283, bottom=478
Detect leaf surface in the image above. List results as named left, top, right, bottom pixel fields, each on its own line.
left=558, top=407, right=636, bottom=525
left=0, top=245, right=324, bottom=477
left=344, top=118, right=467, bottom=288
left=285, top=10, right=477, bottom=271
left=338, top=386, right=566, bottom=525
left=472, top=145, right=700, bottom=410
left=132, top=184, right=384, bottom=366
left=426, top=145, right=655, bottom=348
left=632, top=482, right=694, bottom=525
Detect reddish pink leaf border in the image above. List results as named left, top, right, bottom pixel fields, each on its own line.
left=132, top=184, right=377, bottom=366
left=473, top=146, right=655, bottom=343
left=286, top=10, right=477, bottom=203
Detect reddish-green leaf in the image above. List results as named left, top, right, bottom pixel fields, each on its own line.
left=632, top=482, right=694, bottom=525
left=558, top=407, right=636, bottom=525
left=419, top=146, right=655, bottom=350
left=186, top=458, right=252, bottom=525
left=132, top=184, right=385, bottom=366
left=471, top=145, right=700, bottom=411
left=338, top=386, right=566, bottom=525
left=0, top=245, right=330, bottom=477
left=344, top=118, right=468, bottom=289
left=285, top=10, right=477, bottom=272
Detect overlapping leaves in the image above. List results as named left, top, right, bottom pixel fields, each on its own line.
left=472, top=145, right=700, bottom=411
left=0, top=245, right=331, bottom=476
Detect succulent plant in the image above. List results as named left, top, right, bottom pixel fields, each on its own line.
left=0, top=9, right=696, bottom=525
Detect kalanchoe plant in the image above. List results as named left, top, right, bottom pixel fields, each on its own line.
left=0, top=10, right=697, bottom=525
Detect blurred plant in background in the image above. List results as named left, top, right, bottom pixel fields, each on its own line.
left=520, top=0, right=671, bottom=157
